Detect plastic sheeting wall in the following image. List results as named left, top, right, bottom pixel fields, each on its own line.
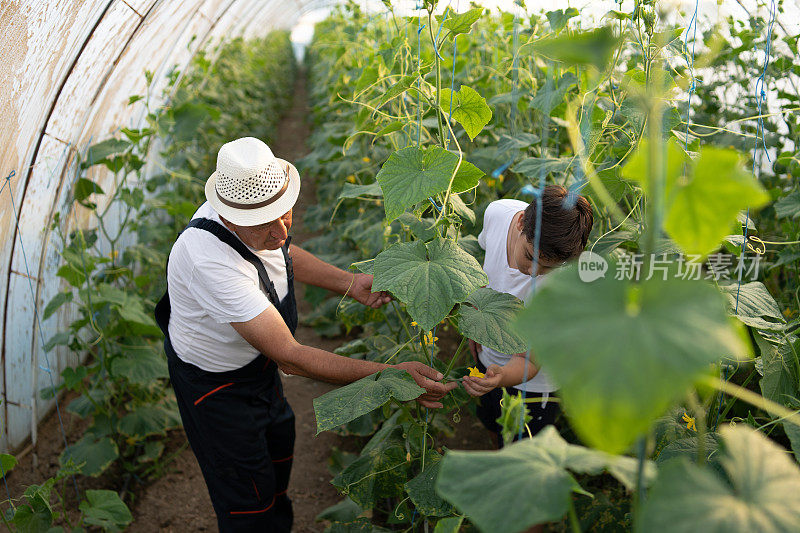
left=0, top=0, right=334, bottom=453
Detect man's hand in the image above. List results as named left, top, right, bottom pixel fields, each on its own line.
left=469, top=339, right=482, bottom=363
left=395, top=361, right=457, bottom=409
left=462, top=364, right=502, bottom=397
left=349, top=273, right=392, bottom=308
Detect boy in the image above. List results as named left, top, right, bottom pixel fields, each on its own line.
left=462, top=184, right=593, bottom=447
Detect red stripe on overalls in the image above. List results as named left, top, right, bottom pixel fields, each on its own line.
left=193, top=382, right=234, bottom=405
left=272, top=454, right=293, bottom=463
left=230, top=496, right=275, bottom=515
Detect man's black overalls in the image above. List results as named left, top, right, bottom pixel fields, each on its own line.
left=155, top=218, right=298, bottom=533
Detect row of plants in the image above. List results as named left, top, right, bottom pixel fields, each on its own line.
left=300, top=2, right=800, bottom=532
left=1, top=32, right=297, bottom=531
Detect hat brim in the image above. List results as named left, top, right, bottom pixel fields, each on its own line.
left=205, top=158, right=301, bottom=226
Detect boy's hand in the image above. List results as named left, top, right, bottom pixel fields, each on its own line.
left=468, top=339, right=482, bottom=363
left=462, top=364, right=502, bottom=397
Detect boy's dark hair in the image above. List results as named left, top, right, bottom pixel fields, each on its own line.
left=522, top=185, right=594, bottom=263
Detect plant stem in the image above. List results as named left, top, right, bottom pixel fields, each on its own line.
left=392, top=300, right=414, bottom=341
left=442, top=337, right=468, bottom=378
left=717, top=368, right=756, bottom=422
left=632, top=437, right=647, bottom=515
left=686, top=391, right=707, bottom=465
left=704, top=375, right=800, bottom=427
left=568, top=497, right=582, bottom=533
left=427, top=10, right=446, bottom=148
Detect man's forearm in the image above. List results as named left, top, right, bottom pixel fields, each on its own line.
left=290, top=245, right=353, bottom=295
left=280, top=340, right=388, bottom=384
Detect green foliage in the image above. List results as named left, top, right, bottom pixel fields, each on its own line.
left=373, top=238, right=487, bottom=331
left=405, top=452, right=453, bottom=517
left=79, top=490, right=133, bottom=532
left=516, top=265, right=748, bottom=453
left=456, top=288, right=527, bottom=354
left=301, top=2, right=800, bottom=531
left=524, top=26, right=620, bottom=70
left=639, top=426, right=800, bottom=532
left=314, top=368, right=424, bottom=433
left=439, top=85, right=493, bottom=140
left=375, top=146, right=483, bottom=222
left=25, top=30, right=297, bottom=531
left=437, top=427, right=654, bottom=532
left=60, top=434, right=119, bottom=477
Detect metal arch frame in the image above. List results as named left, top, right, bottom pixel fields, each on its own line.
left=1, top=0, right=347, bottom=453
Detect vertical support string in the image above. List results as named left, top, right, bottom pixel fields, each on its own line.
left=715, top=0, right=776, bottom=431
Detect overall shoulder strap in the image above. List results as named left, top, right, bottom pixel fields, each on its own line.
left=281, top=236, right=293, bottom=274
left=186, top=218, right=281, bottom=305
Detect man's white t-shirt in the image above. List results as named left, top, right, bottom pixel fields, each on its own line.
left=167, top=202, right=289, bottom=372
left=477, top=199, right=556, bottom=393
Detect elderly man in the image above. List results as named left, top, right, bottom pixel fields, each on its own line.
left=155, top=137, right=454, bottom=532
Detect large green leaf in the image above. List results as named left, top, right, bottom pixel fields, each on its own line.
left=8, top=503, right=53, bottom=532
left=81, top=138, right=130, bottom=168
left=515, top=264, right=748, bottom=453
left=405, top=452, right=453, bottom=517
left=774, top=190, right=800, bottom=219
left=338, top=182, right=383, bottom=200
left=529, top=73, right=577, bottom=116
left=79, top=489, right=133, bottom=531
left=332, top=423, right=409, bottom=508
left=60, top=434, right=118, bottom=476
left=754, top=332, right=798, bottom=406
left=457, top=288, right=527, bottom=354
left=667, top=147, right=770, bottom=257
left=719, top=281, right=785, bottom=330
left=118, top=405, right=171, bottom=438
left=440, top=7, right=483, bottom=35
left=43, top=291, right=73, bottom=320
left=513, top=157, right=575, bottom=178
left=380, top=74, right=419, bottom=106
left=315, top=497, right=362, bottom=523
left=544, top=7, right=579, bottom=33
left=373, top=238, right=487, bottom=331
left=439, top=85, right=492, bottom=141
left=437, top=426, right=654, bottom=532
left=0, top=453, right=17, bottom=475
left=109, top=345, right=169, bottom=385
left=638, top=425, right=800, bottom=532
left=326, top=518, right=392, bottom=532
left=314, top=368, right=424, bottom=434
left=376, top=146, right=483, bottom=222
left=524, top=26, right=620, bottom=70
left=623, top=141, right=770, bottom=258
left=434, top=517, right=464, bottom=533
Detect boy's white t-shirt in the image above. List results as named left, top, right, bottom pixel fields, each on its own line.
left=477, top=199, right=556, bottom=393
left=167, top=202, right=289, bottom=372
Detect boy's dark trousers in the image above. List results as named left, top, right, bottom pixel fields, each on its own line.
left=474, top=360, right=560, bottom=448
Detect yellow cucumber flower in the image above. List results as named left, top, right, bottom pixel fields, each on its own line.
left=682, top=412, right=697, bottom=432
left=468, top=366, right=485, bottom=378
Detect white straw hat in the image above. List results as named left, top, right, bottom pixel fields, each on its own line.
left=205, top=137, right=301, bottom=226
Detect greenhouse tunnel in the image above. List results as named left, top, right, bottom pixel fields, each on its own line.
left=0, top=0, right=339, bottom=454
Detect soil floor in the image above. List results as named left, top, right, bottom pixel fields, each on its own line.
left=5, top=71, right=491, bottom=532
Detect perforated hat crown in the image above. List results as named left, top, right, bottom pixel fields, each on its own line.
left=205, top=137, right=301, bottom=226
